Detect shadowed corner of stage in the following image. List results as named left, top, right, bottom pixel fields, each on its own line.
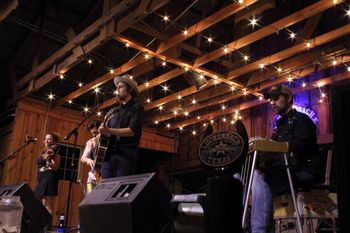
left=172, top=120, right=248, bottom=233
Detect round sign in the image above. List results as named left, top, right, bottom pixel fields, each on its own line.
left=199, top=131, right=245, bottom=170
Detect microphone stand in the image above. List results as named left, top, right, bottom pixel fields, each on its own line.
left=0, top=140, right=36, bottom=180
left=63, top=102, right=103, bottom=228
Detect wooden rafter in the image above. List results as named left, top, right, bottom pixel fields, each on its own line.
left=170, top=66, right=350, bottom=129
left=67, top=0, right=338, bottom=112
left=142, top=23, right=350, bottom=118
left=18, top=0, right=169, bottom=98
left=226, top=23, right=350, bottom=80
left=149, top=48, right=348, bottom=125
left=156, top=0, right=259, bottom=54
left=193, top=0, right=343, bottom=68
left=17, top=0, right=136, bottom=88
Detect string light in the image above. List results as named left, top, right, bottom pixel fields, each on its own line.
left=243, top=89, right=248, bottom=95
left=249, top=17, right=258, bottom=26
left=144, top=53, right=150, bottom=60
left=277, top=67, right=282, bottom=73
left=94, top=87, right=100, bottom=93
left=125, top=42, right=130, bottom=47
left=87, top=59, right=93, bottom=64
left=306, top=42, right=311, bottom=48
left=84, top=107, right=89, bottom=112
left=191, top=99, right=197, bottom=105
left=238, top=0, right=244, bottom=3
left=59, top=74, right=64, bottom=79
left=207, top=37, right=213, bottom=43
left=319, top=99, right=324, bottom=103
left=287, top=75, right=293, bottom=82
left=177, top=95, right=182, bottom=100
left=197, top=116, right=201, bottom=120
left=173, top=110, right=178, bottom=116
left=163, top=15, right=169, bottom=22
left=161, top=84, right=169, bottom=92
left=145, top=82, right=150, bottom=87
left=184, top=66, right=189, bottom=72
left=290, top=32, right=296, bottom=39
left=68, top=100, right=72, bottom=104
left=162, top=61, right=167, bottom=67
left=179, top=126, right=183, bottom=131
left=222, top=105, right=226, bottom=110
left=347, top=66, right=350, bottom=72
left=222, top=117, right=227, bottom=122
left=78, top=82, right=83, bottom=87
left=210, top=119, right=214, bottom=124
left=259, top=96, right=263, bottom=101
left=332, top=60, right=337, bottom=66
left=346, top=8, right=350, bottom=17
left=184, top=111, right=189, bottom=117
left=259, top=63, right=265, bottom=69
left=321, top=93, right=326, bottom=98
left=110, top=69, right=114, bottom=74
left=223, top=47, right=229, bottom=54
left=48, top=93, right=54, bottom=100
left=199, top=74, right=205, bottom=79
left=183, top=29, right=188, bottom=36
left=114, top=90, right=119, bottom=95
left=146, top=98, right=151, bottom=103
left=154, top=120, right=159, bottom=125
left=166, top=123, right=171, bottom=128
left=97, top=111, right=101, bottom=116
left=231, top=86, right=236, bottom=91
left=302, top=82, right=307, bottom=88
left=158, top=105, right=164, bottom=111
left=192, top=130, right=197, bottom=135
left=243, top=55, right=249, bottom=61
left=129, top=75, right=133, bottom=79
left=203, top=123, right=207, bottom=127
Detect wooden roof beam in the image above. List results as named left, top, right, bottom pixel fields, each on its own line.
left=226, top=23, right=350, bottom=80
left=170, top=67, right=350, bottom=129
left=141, top=24, right=350, bottom=116
left=194, top=0, right=343, bottom=68
left=156, top=0, right=258, bottom=54
left=149, top=48, right=348, bottom=125
left=132, top=22, right=236, bottom=69
left=114, top=35, right=243, bottom=88
left=19, top=0, right=169, bottom=99
left=17, top=0, right=136, bottom=88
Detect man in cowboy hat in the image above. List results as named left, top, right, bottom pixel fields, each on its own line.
left=98, top=74, right=145, bottom=178
left=250, top=84, right=321, bottom=233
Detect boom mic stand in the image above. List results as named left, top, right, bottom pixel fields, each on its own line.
left=63, top=102, right=103, bottom=229
left=0, top=138, right=36, bottom=179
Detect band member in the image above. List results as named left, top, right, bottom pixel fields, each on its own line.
left=80, top=120, right=101, bottom=192
left=251, top=85, right=321, bottom=233
left=98, top=74, right=144, bottom=178
left=35, top=133, right=61, bottom=215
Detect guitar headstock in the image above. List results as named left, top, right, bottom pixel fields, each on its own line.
left=103, top=108, right=115, bottom=126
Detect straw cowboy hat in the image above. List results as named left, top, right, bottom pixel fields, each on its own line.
left=113, top=74, right=139, bottom=96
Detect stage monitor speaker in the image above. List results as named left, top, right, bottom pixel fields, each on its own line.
left=79, top=172, right=172, bottom=233
left=0, top=182, right=52, bottom=233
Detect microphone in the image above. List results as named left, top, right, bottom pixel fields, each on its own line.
left=25, top=135, right=38, bottom=143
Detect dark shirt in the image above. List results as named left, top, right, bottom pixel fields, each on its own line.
left=260, top=109, right=321, bottom=193
left=106, top=99, right=145, bottom=158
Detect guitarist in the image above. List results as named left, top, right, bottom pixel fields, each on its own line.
left=98, top=74, right=145, bottom=178
left=80, top=120, right=101, bottom=192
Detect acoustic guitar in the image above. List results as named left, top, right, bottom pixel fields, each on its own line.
left=86, top=109, right=114, bottom=193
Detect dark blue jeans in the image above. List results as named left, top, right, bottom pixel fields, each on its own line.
left=101, top=153, right=137, bottom=178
